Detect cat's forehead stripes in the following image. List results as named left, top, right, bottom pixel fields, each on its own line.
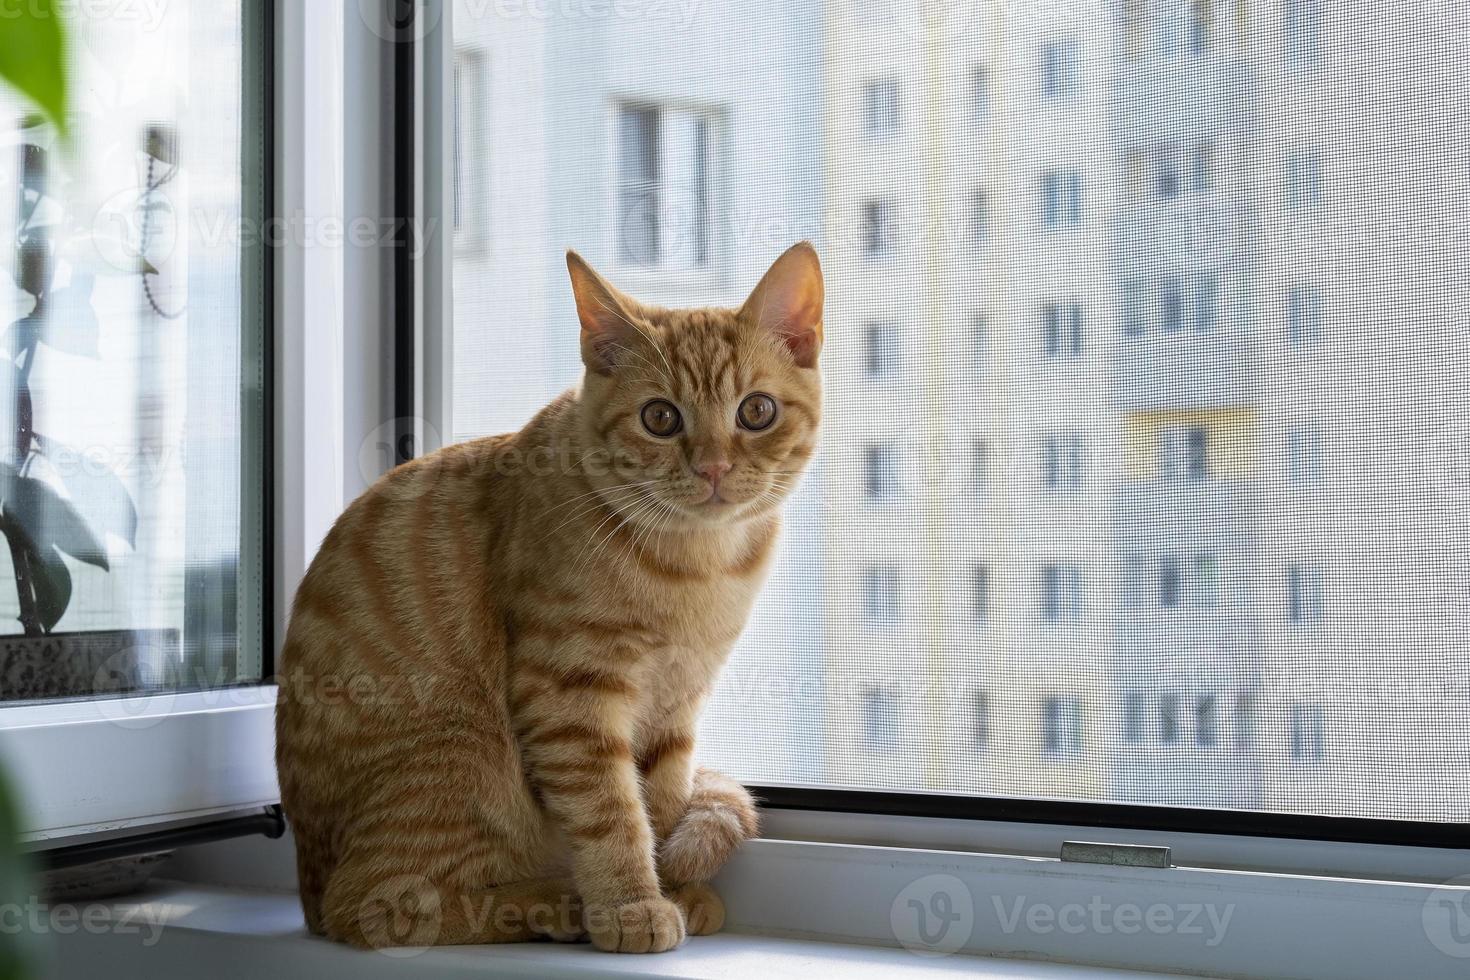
left=639, top=308, right=755, bottom=404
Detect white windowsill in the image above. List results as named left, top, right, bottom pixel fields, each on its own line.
left=52, top=881, right=1190, bottom=980
left=102, top=829, right=1467, bottom=980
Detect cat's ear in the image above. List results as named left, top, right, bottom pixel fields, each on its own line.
left=567, top=250, right=642, bottom=376
left=740, top=241, right=824, bottom=369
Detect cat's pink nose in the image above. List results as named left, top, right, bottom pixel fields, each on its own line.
left=697, top=461, right=732, bottom=488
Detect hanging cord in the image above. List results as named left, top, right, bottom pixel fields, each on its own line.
left=139, top=153, right=184, bottom=320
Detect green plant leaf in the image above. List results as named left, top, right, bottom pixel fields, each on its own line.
left=0, top=463, right=108, bottom=572
left=26, top=542, right=71, bottom=633
left=0, top=0, right=70, bottom=141
left=36, top=433, right=137, bottom=547
left=0, top=756, right=36, bottom=980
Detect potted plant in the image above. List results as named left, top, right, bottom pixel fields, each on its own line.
left=0, top=114, right=188, bottom=702
left=0, top=44, right=186, bottom=703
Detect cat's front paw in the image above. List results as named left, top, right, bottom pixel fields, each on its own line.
left=669, top=882, right=725, bottom=936
left=587, top=897, right=686, bottom=953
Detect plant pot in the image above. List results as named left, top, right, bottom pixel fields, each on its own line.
left=0, top=628, right=181, bottom=702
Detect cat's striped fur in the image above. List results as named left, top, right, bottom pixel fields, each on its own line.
left=275, top=243, right=824, bottom=953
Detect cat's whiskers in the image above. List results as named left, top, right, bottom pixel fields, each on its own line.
left=534, top=480, right=666, bottom=542
left=571, top=487, right=669, bottom=579
left=627, top=495, right=683, bottom=562
left=765, top=474, right=846, bottom=517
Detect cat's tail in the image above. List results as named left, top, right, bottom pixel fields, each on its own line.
left=658, top=766, right=759, bottom=886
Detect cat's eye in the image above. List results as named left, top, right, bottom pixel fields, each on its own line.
left=640, top=399, right=683, bottom=437
left=737, top=393, right=778, bottom=431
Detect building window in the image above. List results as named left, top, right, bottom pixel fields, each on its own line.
left=968, top=187, right=990, bottom=245
left=1159, top=555, right=1182, bottom=609
left=861, top=78, right=901, bottom=138
left=1123, top=691, right=1147, bottom=742
left=1290, top=703, right=1325, bottom=761
left=972, top=565, right=990, bottom=623
left=1287, top=284, right=1323, bottom=345
left=1287, top=562, right=1324, bottom=624
left=1284, top=0, right=1322, bottom=66
left=973, top=691, right=991, bottom=749
left=1156, top=142, right=1183, bottom=200
left=862, top=198, right=897, bottom=259
left=1040, top=36, right=1080, bottom=99
left=1195, top=694, right=1219, bottom=748
left=615, top=103, right=714, bottom=269
left=1160, top=424, right=1210, bottom=483
left=1042, top=695, right=1084, bottom=757
left=1287, top=425, right=1323, bottom=483
left=1042, top=432, right=1085, bottom=489
left=1123, top=278, right=1149, bottom=335
left=862, top=687, right=899, bottom=753
left=969, top=65, right=990, bottom=123
left=1285, top=149, right=1322, bottom=210
left=863, top=565, right=900, bottom=624
left=1042, top=302, right=1084, bottom=356
left=1189, top=0, right=1215, bottom=55
left=1040, top=563, right=1083, bottom=623
left=1159, top=275, right=1186, bottom=332
left=1041, top=169, right=1083, bottom=229
left=1194, top=273, right=1220, bottom=331
left=1159, top=693, right=1181, bottom=745
left=864, top=444, right=900, bottom=501
left=864, top=321, right=901, bottom=379
left=973, top=439, right=990, bottom=493
left=616, top=105, right=660, bottom=265
left=1191, top=139, right=1218, bottom=194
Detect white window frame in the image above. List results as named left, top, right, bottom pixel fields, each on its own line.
left=0, top=0, right=399, bottom=848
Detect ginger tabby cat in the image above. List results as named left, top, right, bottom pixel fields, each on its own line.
left=275, top=243, right=824, bottom=953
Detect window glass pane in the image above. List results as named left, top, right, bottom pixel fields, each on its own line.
left=449, top=3, right=1470, bottom=822
left=0, top=1, right=266, bottom=704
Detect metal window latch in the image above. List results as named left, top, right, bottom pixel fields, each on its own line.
left=1060, top=841, right=1173, bottom=869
